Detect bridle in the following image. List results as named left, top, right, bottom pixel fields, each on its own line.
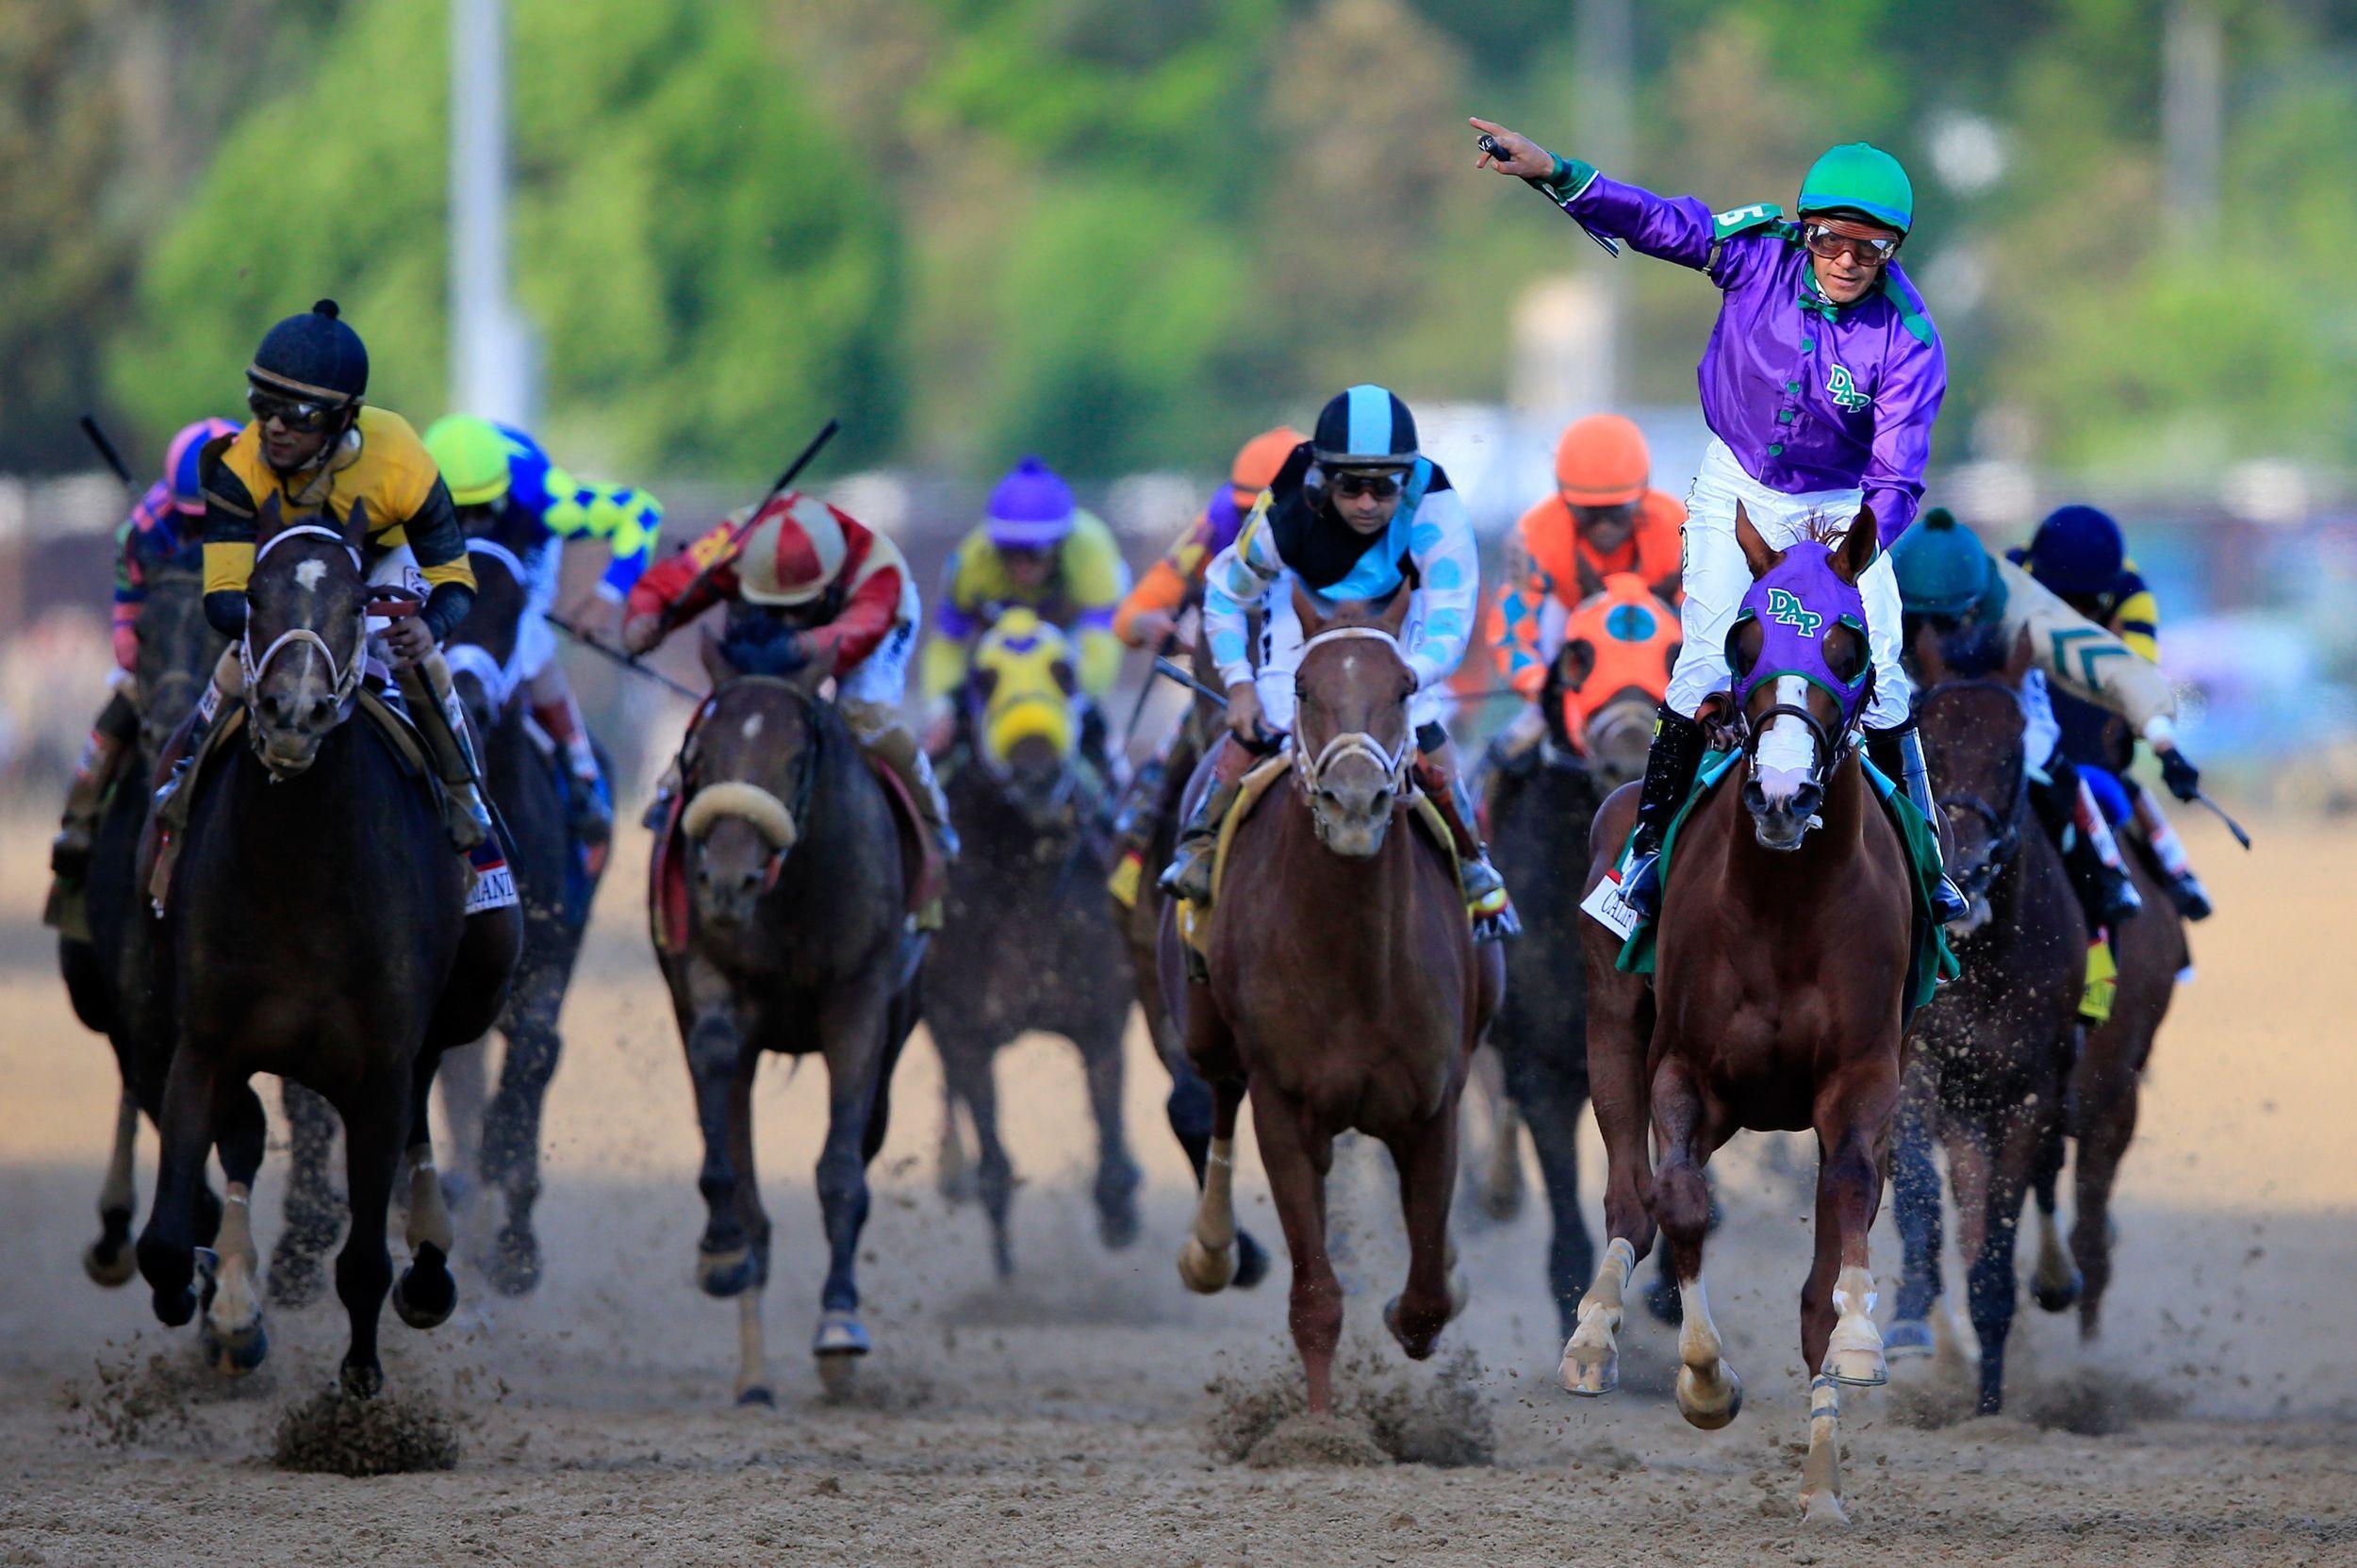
left=680, top=676, right=826, bottom=892
left=239, top=523, right=368, bottom=739
left=1291, top=624, right=1414, bottom=802
left=1914, top=677, right=2029, bottom=891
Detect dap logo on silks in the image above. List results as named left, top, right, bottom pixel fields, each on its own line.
left=1826, top=363, right=1872, bottom=412
left=1765, top=587, right=1824, bottom=638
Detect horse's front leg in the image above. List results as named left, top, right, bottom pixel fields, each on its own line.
left=1176, top=1005, right=1245, bottom=1295
left=1886, top=1045, right=1945, bottom=1361
left=135, top=1038, right=219, bottom=1329
left=811, top=980, right=893, bottom=1392
left=681, top=963, right=755, bottom=1297
left=1561, top=938, right=1655, bottom=1396
left=334, top=1068, right=409, bottom=1397
left=84, top=1087, right=141, bottom=1287
left=1080, top=1014, right=1142, bottom=1252
left=1246, top=1073, right=1341, bottom=1413
left=479, top=970, right=566, bottom=1297
left=1384, top=1098, right=1468, bottom=1361
left=391, top=1048, right=459, bottom=1333
left=1799, top=1055, right=1901, bottom=1527
left=201, top=1079, right=271, bottom=1375
left=1651, top=1055, right=1740, bottom=1431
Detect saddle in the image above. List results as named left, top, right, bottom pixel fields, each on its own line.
left=1175, top=751, right=1466, bottom=969
left=649, top=751, right=946, bottom=959
left=1600, top=750, right=1960, bottom=1023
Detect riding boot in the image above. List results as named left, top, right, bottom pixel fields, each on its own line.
left=2037, top=758, right=2141, bottom=931
left=154, top=651, right=241, bottom=835
left=400, top=652, right=492, bottom=853
left=51, top=689, right=139, bottom=882
left=864, top=719, right=961, bottom=861
left=1869, top=720, right=1971, bottom=926
left=1619, top=703, right=1706, bottom=923
left=1414, top=754, right=1520, bottom=940
left=1159, top=737, right=1256, bottom=905
left=532, top=694, right=612, bottom=847
left=2131, top=784, right=2213, bottom=921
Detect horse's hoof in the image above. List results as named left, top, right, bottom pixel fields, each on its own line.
left=991, top=1234, right=1016, bottom=1281
left=1884, top=1319, right=1934, bottom=1361
left=696, top=1246, right=755, bottom=1299
left=1384, top=1296, right=1443, bottom=1361
left=151, top=1286, right=197, bottom=1329
left=393, top=1244, right=458, bottom=1330
left=338, top=1359, right=384, bottom=1399
left=1823, top=1321, right=1888, bottom=1388
left=2032, top=1269, right=2084, bottom=1313
left=1176, top=1236, right=1236, bottom=1295
left=1558, top=1322, right=1621, bottom=1396
left=1232, top=1230, right=1271, bottom=1290
left=812, top=1311, right=871, bottom=1359
left=204, top=1316, right=270, bottom=1377
left=1675, top=1361, right=1744, bottom=1430
left=1800, top=1489, right=1851, bottom=1529
left=1096, top=1189, right=1143, bottom=1252
left=735, top=1384, right=776, bottom=1409
left=83, top=1236, right=138, bottom=1289
left=485, top=1226, right=542, bottom=1298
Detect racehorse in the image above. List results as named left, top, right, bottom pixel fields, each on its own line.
left=58, top=554, right=225, bottom=1288
left=1568, top=506, right=1909, bottom=1525
left=1110, top=630, right=1270, bottom=1288
left=653, top=640, right=922, bottom=1403
left=437, top=537, right=607, bottom=1294
left=929, top=610, right=1139, bottom=1276
left=1167, top=585, right=1503, bottom=1413
left=1480, top=620, right=1665, bottom=1339
left=1887, top=644, right=2082, bottom=1413
left=137, top=501, right=519, bottom=1394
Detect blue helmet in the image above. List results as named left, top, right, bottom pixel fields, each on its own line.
left=2021, top=504, right=2124, bottom=598
left=1311, top=384, right=1418, bottom=470
left=1890, top=508, right=1996, bottom=619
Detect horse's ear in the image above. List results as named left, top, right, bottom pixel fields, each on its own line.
left=1376, top=582, right=1413, bottom=638
left=698, top=628, right=740, bottom=686
left=1051, top=656, right=1078, bottom=697
left=1291, top=580, right=1327, bottom=640
left=257, top=492, right=285, bottom=542
left=1559, top=637, right=1597, bottom=691
left=1830, top=506, right=1878, bottom=586
left=2003, top=623, right=2036, bottom=685
left=345, top=495, right=370, bottom=543
left=1734, top=502, right=1781, bottom=580
left=974, top=665, right=1000, bottom=703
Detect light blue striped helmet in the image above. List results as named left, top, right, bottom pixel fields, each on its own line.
left=1311, top=385, right=1418, bottom=470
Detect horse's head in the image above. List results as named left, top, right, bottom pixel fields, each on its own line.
left=679, top=636, right=829, bottom=930
left=1289, top=580, right=1415, bottom=859
left=443, top=538, right=530, bottom=743
left=1913, top=642, right=2035, bottom=930
left=1725, top=502, right=1877, bottom=850
left=134, top=565, right=227, bottom=767
left=966, top=607, right=1080, bottom=828
left=240, top=497, right=369, bottom=777
left=1546, top=570, right=1679, bottom=793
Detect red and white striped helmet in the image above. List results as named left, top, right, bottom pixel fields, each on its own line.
left=737, top=492, right=851, bottom=607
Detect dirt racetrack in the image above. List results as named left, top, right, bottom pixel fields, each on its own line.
left=3, top=807, right=2352, bottom=1566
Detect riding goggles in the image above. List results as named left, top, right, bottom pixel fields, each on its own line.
left=1330, top=470, right=1404, bottom=501
left=1802, top=223, right=1901, bottom=265
left=244, top=385, right=342, bottom=433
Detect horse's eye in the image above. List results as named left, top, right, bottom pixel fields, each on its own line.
left=1826, top=626, right=1867, bottom=683
left=1724, top=619, right=1758, bottom=677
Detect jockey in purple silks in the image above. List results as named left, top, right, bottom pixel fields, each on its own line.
left=1472, top=117, right=1969, bottom=925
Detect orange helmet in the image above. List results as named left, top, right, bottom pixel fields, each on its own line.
left=1553, top=414, right=1650, bottom=507
left=736, top=492, right=851, bottom=606
left=1230, top=426, right=1305, bottom=495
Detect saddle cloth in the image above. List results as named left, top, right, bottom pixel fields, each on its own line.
left=1605, top=750, right=1959, bottom=1023
left=649, top=753, right=945, bottom=958
left=1176, top=751, right=1466, bottom=966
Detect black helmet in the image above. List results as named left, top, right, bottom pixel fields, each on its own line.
left=1311, top=384, right=1418, bottom=470
left=249, top=299, right=369, bottom=405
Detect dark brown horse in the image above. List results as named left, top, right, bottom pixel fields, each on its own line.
left=654, top=645, right=921, bottom=1403
left=58, top=553, right=225, bottom=1288
left=1164, top=586, right=1502, bottom=1413
left=1887, top=649, right=2082, bottom=1413
left=930, top=610, right=1139, bottom=1276
left=138, top=512, right=520, bottom=1395
left=1567, top=507, right=1907, bottom=1525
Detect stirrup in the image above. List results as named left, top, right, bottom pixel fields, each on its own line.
left=1160, top=834, right=1216, bottom=905
left=1932, top=872, right=1970, bottom=926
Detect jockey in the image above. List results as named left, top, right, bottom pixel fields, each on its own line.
left=1104, top=426, right=1303, bottom=888
left=164, top=301, right=490, bottom=851
left=921, top=457, right=1130, bottom=777
left=48, top=417, right=239, bottom=892
left=1474, top=124, right=1967, bottom=923
left=1890, top=508, right=2198, bottom=933
left=2011, top=503, right=2211, bottom=918
left=1159, top=385, right=1515, bottom=937
left=619, top=490, right=955, bottom=863
left=1485, top=413, right=1684, bottom=771
left=423, top=414, right=666, bottom=845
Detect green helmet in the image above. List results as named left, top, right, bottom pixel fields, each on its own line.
left=1798, top=142, right=1915, bottom=235
left=1891, top=508, right=1996, bottom=619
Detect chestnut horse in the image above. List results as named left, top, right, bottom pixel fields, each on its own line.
left=1164, top=586, right=1503, bottom=1413
left=1568, top=506, right=1910, bottom=1525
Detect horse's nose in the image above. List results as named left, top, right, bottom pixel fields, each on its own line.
left=258, top=691, right=293, bottom=730
left=305, top=695, right=338, bottom=731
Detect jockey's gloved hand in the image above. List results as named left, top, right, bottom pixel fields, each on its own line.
left=2158, top=746, right=2201, bottom=803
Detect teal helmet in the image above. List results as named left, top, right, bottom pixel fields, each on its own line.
left=1798, top=142, right=1915, bottom=235
left=1891, top=508, right=1997, bottom=619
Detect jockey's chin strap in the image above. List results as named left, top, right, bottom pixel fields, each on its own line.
left=1291, top=624, right=1415, bottom=800
left=240, top=524, right=369, bottom=721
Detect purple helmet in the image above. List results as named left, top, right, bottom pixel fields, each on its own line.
left=166, top=418, right=243, bottom=516
left=985, top=456, right=1075, bottom=550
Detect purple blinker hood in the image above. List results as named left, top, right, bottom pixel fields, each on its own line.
left=1731, top=540, right=1872, bottom=728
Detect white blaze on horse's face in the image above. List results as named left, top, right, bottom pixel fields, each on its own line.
left=1294, top=628, right=1411, bottom=860
left=1754, top=677, right=1817, bottom=801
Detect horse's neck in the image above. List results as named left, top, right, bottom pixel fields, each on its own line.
left=1255, top=788, right=1420, bottom=938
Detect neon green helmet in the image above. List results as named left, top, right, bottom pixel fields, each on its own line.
left=1890, top=509, right=1996, bottom=619
left=1798, top=142, right=1915, bottom=235
left=423, top=414, right=513, bottom=507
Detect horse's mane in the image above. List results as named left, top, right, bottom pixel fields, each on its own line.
left=1798, top=510, right=1865, bottom=549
